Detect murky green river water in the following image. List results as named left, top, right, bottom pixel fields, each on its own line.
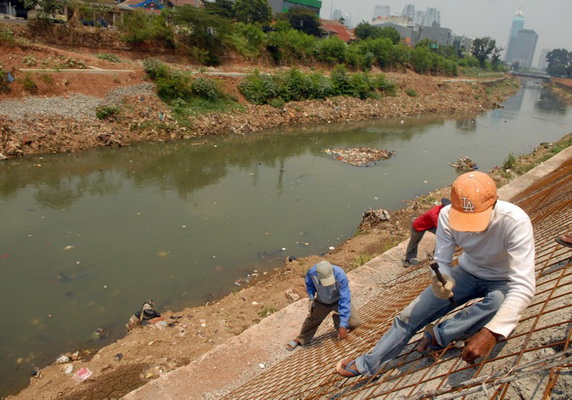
left=1, top=85, right=570, bottom=395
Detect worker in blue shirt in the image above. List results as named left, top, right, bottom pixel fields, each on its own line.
left=286, top=261, right=361, bottom=350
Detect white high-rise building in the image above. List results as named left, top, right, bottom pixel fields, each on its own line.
left=401, top=4, right=415, bottom=20
left=373, top=5, right=390, bottom=19
left=422, top=7, right=440, bottom=27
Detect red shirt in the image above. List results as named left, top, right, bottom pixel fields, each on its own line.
left=413, top=205, right=444, bottom=232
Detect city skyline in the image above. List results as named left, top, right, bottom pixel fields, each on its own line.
left=320, top=0, right=572, bottom=66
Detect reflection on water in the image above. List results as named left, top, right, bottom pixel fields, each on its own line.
left=0, top=86, right=570, bottom=396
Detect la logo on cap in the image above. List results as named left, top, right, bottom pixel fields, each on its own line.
left=462, top=198, right=475, bottom=213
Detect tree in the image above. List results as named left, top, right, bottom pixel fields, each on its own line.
left=276, top=6, right=322, bottom=37
left=546, top=48, right=572, bottom=77
left=203, top=0, right=234, bottom=19
left=173, top=5, right=232, bottom=65
left=470, top=36, right=497, bottom=68
left=233, top=0, right=272, bottom=25
left=354, top=22, right=400, bottom=44
left=490, top=46, right=504, bottom=71
left=24, top=0, right=70, bottom=22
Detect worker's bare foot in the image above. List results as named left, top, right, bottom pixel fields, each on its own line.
left=416, top=324, right=442, bottom=352
left=555, top=233, right=572, bottom=248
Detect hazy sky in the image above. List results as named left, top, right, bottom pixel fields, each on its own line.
left=319, top=0, right=572, bottom=66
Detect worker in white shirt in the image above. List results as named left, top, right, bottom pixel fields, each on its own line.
left=336, top=171, right=535, bottom=377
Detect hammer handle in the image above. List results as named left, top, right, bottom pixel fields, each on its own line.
left=430, top=262, right=456, bottom=307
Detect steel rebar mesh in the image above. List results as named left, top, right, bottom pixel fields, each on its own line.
left=224, top=159, right=572, bottom=400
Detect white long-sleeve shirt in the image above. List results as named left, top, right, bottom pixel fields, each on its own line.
left=434, top=200, right=536, bottom=338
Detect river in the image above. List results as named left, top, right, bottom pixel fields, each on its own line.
left=0, top=83, right=570, bottom=396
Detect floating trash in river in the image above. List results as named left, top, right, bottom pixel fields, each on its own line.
left=449, top=156, right=478, bottom=171
left=324, top=147, right=394, bottom=167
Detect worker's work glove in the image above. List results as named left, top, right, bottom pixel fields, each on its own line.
left=308, top=298, right=315, bottom=312
left=431, top=275, right=455, bottom=299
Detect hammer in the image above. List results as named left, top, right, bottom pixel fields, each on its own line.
left=430, top=262, right=456, bottom=307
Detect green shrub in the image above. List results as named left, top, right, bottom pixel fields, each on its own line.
left=96, top=53, right=122, bottom=63
left=0, top=27, right=15, bottom=46
left=238, top=70, right=279, bottom=105
left=314, top=36, right=347, bottom=64
left=142, top=58, right=170, bottom=80
left=156, top=70, right=192, bottom=103
left=405, top=88, right=417, bottom=97
left=373, top=75, right=397, bottom=96
left=306, top=72, right=334, bottom=99
left=21, top=73, right=38, bottom=94
left=268, top=97, right=285, bottom=108
left=330, top=64, right=353, bottom=96
left=281, top=68, right=309, bottom=101
left=349, top=73, right=375, bottom=99
left=96, top=105, right=120, bottom=120
left=23, top=55, right=37, bottom=66
left=190, top=77, right=224, bottom=101
left=502, top=153, right=516, bottom=170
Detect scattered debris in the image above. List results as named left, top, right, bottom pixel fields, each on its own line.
left=55, top=355, right=70, bottom=364
left=449, top=156, right=478, bottom=171
left=359, top=208, right=391, bottom=231
left=324, top=147, right=394, bottom=167
left=285, top=290, right=300, bottom=302
left=126, top=300, right=161, bottom=332
left=62, top=364, right=74, bottom=375
left=73, top=367, right=92, bottom=382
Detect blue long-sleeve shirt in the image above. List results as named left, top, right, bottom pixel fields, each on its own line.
left=305, top=265, right=352, bottom=328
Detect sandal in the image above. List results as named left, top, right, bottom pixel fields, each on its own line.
left=285, top=339, right=301, bottom=351
left=555, top=234, right=572, bottom=248
left=415, top=323, right=443, bottom=353
left=335, top=358, right=361, bottom=377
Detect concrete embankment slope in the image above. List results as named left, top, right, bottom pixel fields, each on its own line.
left=125, top=146, right=572, bottom=400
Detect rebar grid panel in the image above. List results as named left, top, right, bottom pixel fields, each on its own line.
left=224, top=159, right=572, bottom=400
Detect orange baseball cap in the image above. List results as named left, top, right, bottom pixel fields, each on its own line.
left=449, top=171, right=498, bottom=232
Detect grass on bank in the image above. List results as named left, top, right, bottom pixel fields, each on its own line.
left=496, top=134, right=572, bottom=181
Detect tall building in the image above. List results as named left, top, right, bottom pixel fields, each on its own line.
left=511, top=29, right=538, bottom=68
left=401, top=4, right=415, bottom=21
left=413, top=10, right=424, bottom=26
left=538, top=48, right=550, bottom=71
left=373, top=5, right=390, bottom=19
left=505, top=9, right=525, bottom=63
left=331, top=8, right=351, bottom=26
left=422, top=7, right=440, bottom=27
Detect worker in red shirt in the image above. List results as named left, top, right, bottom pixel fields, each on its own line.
left=403, top=198, right=451, bottom=267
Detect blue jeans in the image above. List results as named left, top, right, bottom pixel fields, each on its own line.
left=355, top=267, right=509, bottom=376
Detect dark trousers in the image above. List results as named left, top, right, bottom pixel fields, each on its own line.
left=405, top=225, right=437, bottom=261
left=296, top=301, right=361, bottom=345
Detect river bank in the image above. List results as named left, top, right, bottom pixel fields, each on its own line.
left=3, top=35, right=569, bottom=400
left=7, top=132, right=571, bottom=400
left=0, top=35, right=519, bottom=160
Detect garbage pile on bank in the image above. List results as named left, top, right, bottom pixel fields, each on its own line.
left=324, top=147, right=394, bottom=167
left=449, top=156, right=478, bottom=171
